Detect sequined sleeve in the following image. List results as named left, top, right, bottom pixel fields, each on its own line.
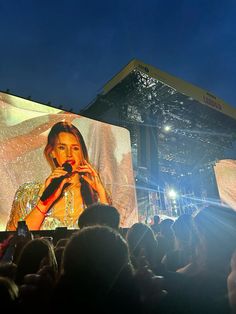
left=6, top=182, right=43, bottom=231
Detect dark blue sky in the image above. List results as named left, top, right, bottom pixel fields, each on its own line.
left=0, top=0, right=236, bottom=112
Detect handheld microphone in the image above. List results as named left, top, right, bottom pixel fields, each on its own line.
left=40, top=162, right=73, bottom=202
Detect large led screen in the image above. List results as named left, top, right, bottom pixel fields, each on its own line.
left=0, top=92, right=138, bottom=231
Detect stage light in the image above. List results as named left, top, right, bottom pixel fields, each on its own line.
left=167, top=189, right=178, bottom=199
left=163, top=125, right=171, bottom=132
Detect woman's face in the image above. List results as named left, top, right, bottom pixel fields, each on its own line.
left=51, top=132, right=84, bottom=170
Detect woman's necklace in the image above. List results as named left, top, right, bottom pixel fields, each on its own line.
left=63, top=180, right=83, bottom=227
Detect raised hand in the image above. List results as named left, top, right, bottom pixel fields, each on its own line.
left=41, top=167, right=73, bottom=208
left=76, top=160, right=111, bottom=204
left=24, top=167, right=73, bottom=230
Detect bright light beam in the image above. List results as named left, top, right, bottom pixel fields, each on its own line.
left=163, top=125, right=171, bottom=132
left=167, top=189, right=177, bottom=199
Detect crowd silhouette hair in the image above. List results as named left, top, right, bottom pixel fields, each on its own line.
left=1, top=203, right=236, bottom=314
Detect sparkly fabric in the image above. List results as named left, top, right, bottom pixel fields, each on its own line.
left=6, top=182, right=82, bottom=230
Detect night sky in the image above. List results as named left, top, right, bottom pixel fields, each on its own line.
left=1, top=0, right=236, bottom=112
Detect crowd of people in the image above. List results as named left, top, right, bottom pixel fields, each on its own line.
left=0, top=202, right=236, bottom=314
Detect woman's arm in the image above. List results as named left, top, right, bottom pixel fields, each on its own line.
left=24, top=168, right=72, bottom=230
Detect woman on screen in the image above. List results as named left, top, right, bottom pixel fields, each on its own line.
left=6, top=121, right=111, bottom=230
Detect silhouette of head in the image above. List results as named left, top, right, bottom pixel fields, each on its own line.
left=78, top=203, right=120, bottom=230
left=153, top=215, right=160, bottom=224
left=63, top=225, right=132, bottom=283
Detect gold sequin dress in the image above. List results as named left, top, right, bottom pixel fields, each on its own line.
left=6, top=182, right=85, bottom=230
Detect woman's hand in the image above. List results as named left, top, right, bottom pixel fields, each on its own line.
left=40, top=167, right=72, bottom=210
left=76, top=161, right=111, bottom=204
left=44, top=167, right=69, bottom=188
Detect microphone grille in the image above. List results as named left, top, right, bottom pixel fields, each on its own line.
left=62, top=162, right=73, bottom=173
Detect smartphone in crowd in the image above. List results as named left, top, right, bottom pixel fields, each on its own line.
left=17, top=220, right=28, bottom=237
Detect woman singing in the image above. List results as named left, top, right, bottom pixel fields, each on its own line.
left=6, top=121, right=111, bottom=230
